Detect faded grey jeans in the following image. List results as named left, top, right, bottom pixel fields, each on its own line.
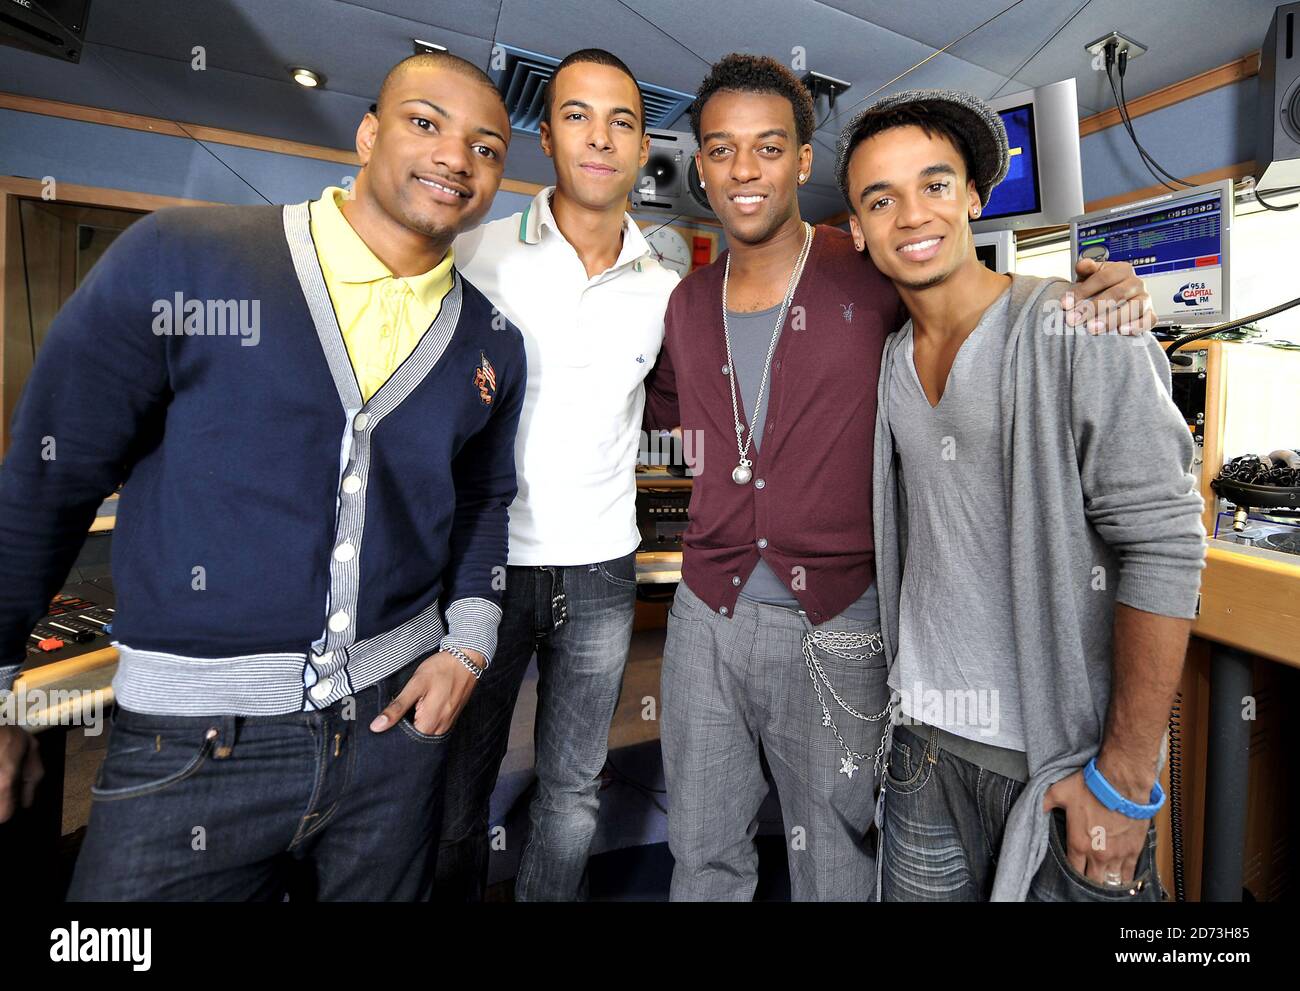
left=661, top=579, right=890, bottom=901
left=880, top=724, right=1165, bottom=902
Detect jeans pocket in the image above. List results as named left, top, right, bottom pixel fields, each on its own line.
left=883, top=731, right=935, bottom=795
left=397, top=712, right=451, bottom=743
left=595, top=551, right=637, bottom=589
left=91, top=716, right=218, bottom=802
left=377, top=662, right=451, bottom=742
left=1031, top=809, right=1161, bottom=902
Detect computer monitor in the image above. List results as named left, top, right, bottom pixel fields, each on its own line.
left=972, top=78, right=1086, bottom=232
left=1069, top=179, right=1233, bottom=328
left=973, top=230, right=1016, bottom=274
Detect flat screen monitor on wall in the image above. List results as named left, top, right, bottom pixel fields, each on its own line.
left=973, top=78, right=1086, bottom=233
left=1070, top=179, right=1233, bottom=328
left=973, top=230, right=1016, bottom=274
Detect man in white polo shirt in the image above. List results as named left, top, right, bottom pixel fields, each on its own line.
left=436, top=48, right=680, bottom=901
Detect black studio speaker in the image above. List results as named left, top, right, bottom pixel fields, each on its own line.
left=1256, top=2, right=1300, bottom=189
left=630, top=129, right=714, bottom=220
left=0, top=0, right=90, bottom=63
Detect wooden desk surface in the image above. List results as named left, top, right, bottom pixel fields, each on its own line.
left=11, top=647, right=117, bottom=734
left=1192, top=540, right=1300, bottom=668
left=10, top=537, right=1292, bottom=732
left=635, top=469, right=692, bottom=490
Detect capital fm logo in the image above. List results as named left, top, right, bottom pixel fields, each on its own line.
left=1173, top=282, right=1214, bottom=307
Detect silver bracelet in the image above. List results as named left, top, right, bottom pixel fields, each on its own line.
left=444, top=644, right=485, bottom=680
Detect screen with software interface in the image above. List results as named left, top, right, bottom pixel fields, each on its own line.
left=981, top=104, right=1040, bottom=219
left=1075, top=189, right=1226, bottom=322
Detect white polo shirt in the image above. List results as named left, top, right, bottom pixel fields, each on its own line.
left=454, top=187, right=680, bottom=567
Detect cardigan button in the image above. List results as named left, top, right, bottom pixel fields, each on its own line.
left=354, top=413, right=370, bottom=431
left=731, top=575, right=741, bottom=586
left=342, top=475, right=362, bottom=494
left=720, top=606, right=729, bottom=616
left=334, top=542, right=356, bottom=562
left=757, top=538, right=768, bottom=549
left=754, top=478, right=765, bottom=489
left=328, top=610, right=350, bottom=633
left=310, top=678, right=334, bottom=701
left=722, top=365, right=730, bottom=375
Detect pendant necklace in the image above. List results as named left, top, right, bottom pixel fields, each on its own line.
left=721, top=221, right=814, bottom=485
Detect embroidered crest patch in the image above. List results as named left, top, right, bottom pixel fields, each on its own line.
left=474, top=351, right=497, bottom=406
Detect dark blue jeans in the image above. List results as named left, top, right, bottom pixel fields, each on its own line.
left=67, top=658, right=447, bottom=901
left=881, top=724, right=1163, bottom=902
left=434, top=550, right=637, bottom=901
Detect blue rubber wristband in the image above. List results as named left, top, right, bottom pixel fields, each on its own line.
left=1083, top=757, right=1165, bottom=819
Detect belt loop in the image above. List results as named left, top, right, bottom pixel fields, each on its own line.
left=212, top=714, right=239, bottom=760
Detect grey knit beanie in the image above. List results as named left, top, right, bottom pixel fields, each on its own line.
left=835, top=88, right=1010, bottom=206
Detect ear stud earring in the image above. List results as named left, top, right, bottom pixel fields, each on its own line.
left=798, top=173, right=807, bottom=182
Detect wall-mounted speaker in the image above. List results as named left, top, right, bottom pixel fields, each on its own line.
left=1256, top=2, right=1300, bottom=189
left=0, top=0, right=90, bottom=63
left=630, top=130, right=714, bottom=220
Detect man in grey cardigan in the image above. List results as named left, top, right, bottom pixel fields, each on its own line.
left=835, top=91, right=1206, bottom=901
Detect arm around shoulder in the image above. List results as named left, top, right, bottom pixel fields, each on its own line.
left=1069, top=332, right=1206, bottom=619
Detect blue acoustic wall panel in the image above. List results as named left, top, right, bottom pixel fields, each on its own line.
left=1079, top=78, right=1258, bottom=205
left=0, top=108, right=536, bottom=223
left=0, top=110, right=348, bottom=205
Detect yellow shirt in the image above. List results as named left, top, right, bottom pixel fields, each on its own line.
left=309, top=187, right=455, bottom=402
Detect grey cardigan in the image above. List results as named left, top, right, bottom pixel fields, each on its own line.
left=872, top=274, right=1206, bottom=901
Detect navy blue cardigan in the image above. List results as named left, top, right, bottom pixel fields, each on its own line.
left=0, top=202, right=525, bottom=714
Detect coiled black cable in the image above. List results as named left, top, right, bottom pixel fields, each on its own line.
left=1218, top=453, right=1300, bottom=488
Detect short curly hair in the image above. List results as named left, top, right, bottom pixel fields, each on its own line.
left=689, top=54, right=816, bottom=147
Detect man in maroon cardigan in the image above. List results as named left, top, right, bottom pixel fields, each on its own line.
left=643, top=54, right=1155, bottom=901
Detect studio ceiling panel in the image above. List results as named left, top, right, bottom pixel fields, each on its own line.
left=344, top=0, right=504, bottom=41
left=81, top=0, right=495, bottom=101
left=980, top=0, right=1283, bottom=108
left=496, top=0, right=712, bottom=98
left=1, top=0, right=1280, bottom=194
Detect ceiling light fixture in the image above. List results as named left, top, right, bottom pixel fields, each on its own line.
left=414, top=39, right=447, bottom=55
left=290, top=67, right=323, bottom=88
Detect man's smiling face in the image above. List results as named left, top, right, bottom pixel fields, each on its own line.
left=359, top=63, right=510, bottom=242
left=695, top=90, right=811, bottom=246
left=846, top=124, right=981, bottom=291
left=541, top=61, right=649, bottom=211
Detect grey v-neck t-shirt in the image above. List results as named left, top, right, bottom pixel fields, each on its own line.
left=885, top=288, right=1024, bottom=752
left=726, top=304, right=878, bottom=625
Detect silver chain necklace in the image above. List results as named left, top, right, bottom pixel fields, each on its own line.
left=721, top=221, right=814, bottom=485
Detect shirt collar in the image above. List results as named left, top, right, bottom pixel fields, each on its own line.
left=313, top=186, right=454, bottom=312
left=517, top=185, right=653, bottom=273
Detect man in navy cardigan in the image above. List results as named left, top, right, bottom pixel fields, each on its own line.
left=0, top=53, right=526, bottom=901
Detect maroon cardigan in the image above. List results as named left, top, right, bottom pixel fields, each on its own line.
left=644, top=225, right=905, bottom=625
